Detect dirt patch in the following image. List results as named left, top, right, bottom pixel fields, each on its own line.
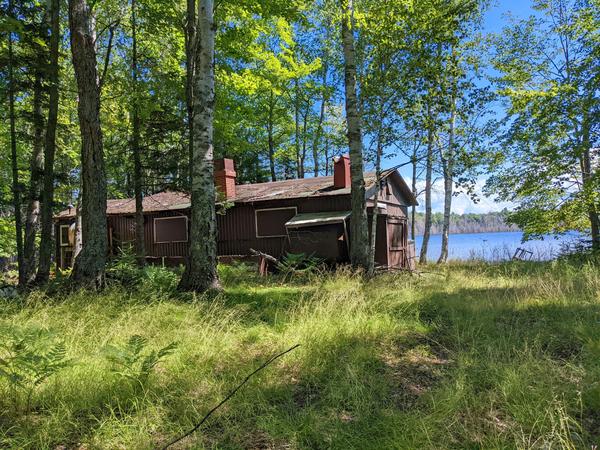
left=380, top=334, right=452, bottom=410
left=292, top=379, right=322, bottom=408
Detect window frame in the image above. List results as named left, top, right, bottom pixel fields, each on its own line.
left=153, top=215, right=189, bottom=244
left=254, top=206, right=297, bottom=238
left=388, top=218, right=406, bottom=250
left=59, top=224, right=71, bottom=247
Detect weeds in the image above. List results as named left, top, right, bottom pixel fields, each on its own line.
left=0, top=260, right=598, bottom=448
left=104, top=335, right=177, bottom=390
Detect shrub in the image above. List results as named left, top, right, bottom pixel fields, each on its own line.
left=276, top=252, right=323, bottom=279
left=139, top=265, right=180, bottom=294
left=106, top=248, right=141, bottom=286
left=106, top=249, right=180, bottom=295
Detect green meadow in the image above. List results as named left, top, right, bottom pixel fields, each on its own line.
left=1, top=260, right=599, bottom=449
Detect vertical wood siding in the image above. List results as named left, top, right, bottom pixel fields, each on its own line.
left=55, top=174, right=413, bottom=269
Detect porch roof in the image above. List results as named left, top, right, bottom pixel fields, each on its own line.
left=285, top=211, right=351, bottom=228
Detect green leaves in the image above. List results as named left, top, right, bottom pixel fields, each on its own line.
left=104, top=335, right=177, bottom=387
left=487, top=0, right=600, bottom=243
left=0, top=325, right=71, bottom=413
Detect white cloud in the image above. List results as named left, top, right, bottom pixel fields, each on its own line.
left=407, top=177, right=516, bottom=214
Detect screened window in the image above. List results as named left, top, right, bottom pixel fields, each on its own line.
left=59, top=225, right=71, bottom=247
left=255, top=207, right=297, bottom=238
left=154, top=216, right=188, bottom=243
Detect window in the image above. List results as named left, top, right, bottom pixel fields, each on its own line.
left=255, top=207, right=297, bottom=238
left=59, top=225, right=71, bottom=247
left=154, top=216, right=188, bottom=243
left=389, top=221, right=404, bottom=249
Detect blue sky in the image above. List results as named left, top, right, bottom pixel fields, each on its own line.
left=387, top=0, right=536, bottom=214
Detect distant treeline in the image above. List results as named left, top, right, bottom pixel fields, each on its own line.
left=412, top=211, right=519, bottom=236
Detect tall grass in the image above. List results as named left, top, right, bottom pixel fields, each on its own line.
left=0, top=259, right=599, bottom=448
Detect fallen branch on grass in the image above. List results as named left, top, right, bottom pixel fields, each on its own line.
left=160, top=344, right=300, bottom=449
left=249, top=248, right=278, bottom=263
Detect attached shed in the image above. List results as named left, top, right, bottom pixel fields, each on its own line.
left=54, top=156, right=417, bottom=270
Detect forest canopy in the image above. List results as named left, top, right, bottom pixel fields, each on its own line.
left=0, top=0, right=598, bottom=286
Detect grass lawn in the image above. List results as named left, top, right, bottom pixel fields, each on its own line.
left=1, top=260, right=599, bottom=449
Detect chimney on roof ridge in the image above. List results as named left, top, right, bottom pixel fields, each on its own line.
left=214, top=158, right=236, bottom=200
left=333, top=154, right=351, bottom=189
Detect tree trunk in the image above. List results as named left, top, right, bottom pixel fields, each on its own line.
left=268, top=90, right=276, bottom=181
left=299, top=102, right=309, bottom=178
left=74, top=196, right=83, bottom=258
left=340, top=0, right=369, bottom=270
left=419, top=103, right=434, bottom=265
left=131, top=0, right=145, bottom=266
left=69, top=0, right=108, bottom=288
left=294, top=78, right=302, bottom=178
left=36, top=0, right=60, bottom=284
left=324, top=135, right=330, bottom=175
left=438, top=94, right=456, bottom=264
left=23, top=70, right=45, bottom=284
left=368, top=121, right=383, bottom=276
left=581, top=107, right=600, bottom=250
left=185, top=0, right=197, bottom=188
left=8, top=0, right=25, bottom=286
left=178, top=0, right=220, bottom=292
left=410, top=147, right=417, bottom=241
left=312, top=63, right=327, bottom=177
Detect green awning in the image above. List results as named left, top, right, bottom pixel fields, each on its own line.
left=285, top=211, right=351, bottom=228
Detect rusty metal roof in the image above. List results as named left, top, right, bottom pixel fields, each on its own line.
left=54, top=191, right=192, bottom=219
left=55, top=169, right=416, bottom=219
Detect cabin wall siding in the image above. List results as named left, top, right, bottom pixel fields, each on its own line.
left=53, top=173, right=414, bottom=269
left=216, top=195, right=352, bottom=257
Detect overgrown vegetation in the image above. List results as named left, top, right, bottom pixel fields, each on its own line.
left=0, top=259, right=599, bottom=448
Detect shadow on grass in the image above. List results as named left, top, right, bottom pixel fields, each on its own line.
left=418, top=284, right=600, bottom=444
left=156, top=330, right=451, bottom=449
left=222, top=285, right=311, bottom=325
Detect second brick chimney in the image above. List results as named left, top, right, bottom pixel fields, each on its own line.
left=333, top=154, right=351, bottom=189
left=214, top=158, right=236, bottom=200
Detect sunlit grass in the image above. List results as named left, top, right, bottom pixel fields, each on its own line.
left=1, top=259, right=599, bottom=448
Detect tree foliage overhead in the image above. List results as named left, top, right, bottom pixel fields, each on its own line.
left=487, top=0, right=600, bottom=246
left=0, top=0, right=598, bottom=283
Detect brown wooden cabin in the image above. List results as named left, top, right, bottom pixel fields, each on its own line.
left=54, top=156, right=417, bottom=271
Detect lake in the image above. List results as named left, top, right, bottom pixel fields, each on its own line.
left=414, top=231, right=581, bottom=261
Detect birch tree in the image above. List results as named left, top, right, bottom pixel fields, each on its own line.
left=178, top=0, right=220, bottom=292
left=340, top=0, right=369, bottom=269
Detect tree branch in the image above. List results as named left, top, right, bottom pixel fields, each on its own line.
left=160, top=344, right=300, bottom=450
left=98, top=21, right=118, bottom=92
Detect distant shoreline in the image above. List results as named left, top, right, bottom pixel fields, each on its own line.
left=413, top=229, right=522, bottom=238
left=411, top=211, right=518, bottom=236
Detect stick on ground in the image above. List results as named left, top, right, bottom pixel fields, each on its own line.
left=160, top=344, right=300, bottom=449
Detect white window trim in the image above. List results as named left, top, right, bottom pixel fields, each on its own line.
left=255, top=207, right=297, bottom=238
left=153, top=216, right=189, bottom=244
left=59, top=224, right=71, bottom=247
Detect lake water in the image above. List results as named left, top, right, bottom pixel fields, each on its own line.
left=414, top=231, right=581, bottom=261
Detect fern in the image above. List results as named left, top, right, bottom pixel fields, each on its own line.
left=104, top=335, right=177, bottom=388
left=0, top=325, right=71, bottom=414
left=276, top=252, right=322, bottom=278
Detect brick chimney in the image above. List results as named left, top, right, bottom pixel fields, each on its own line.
left=333, top=154, right=351, bottom=189
left=214, top=158, right=236, bottom=200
